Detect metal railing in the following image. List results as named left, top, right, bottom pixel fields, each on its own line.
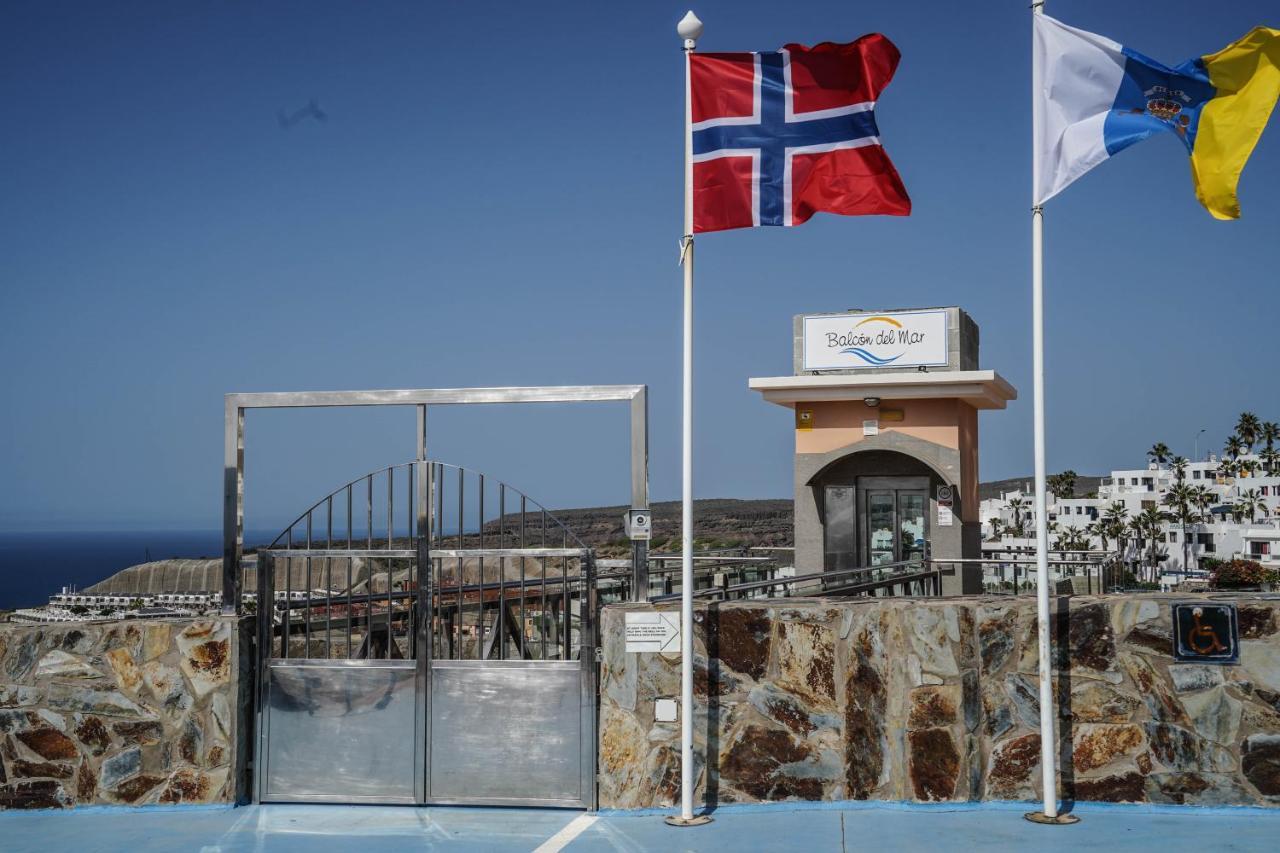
left=650, top=558, right=939, bottom=604
left=970, top=548, right=1123, bottom=595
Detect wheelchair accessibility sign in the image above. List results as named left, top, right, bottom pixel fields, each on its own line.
left=1172, top=602, right=1239, bottom=664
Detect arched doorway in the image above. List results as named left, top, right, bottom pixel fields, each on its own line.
left=810, top=449, right=950, bottom=572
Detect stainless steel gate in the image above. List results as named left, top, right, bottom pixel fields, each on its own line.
left=253, top=462, right=596, bottom=807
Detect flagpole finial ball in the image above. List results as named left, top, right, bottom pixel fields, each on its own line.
left=677, top=11, right=703, bottom=43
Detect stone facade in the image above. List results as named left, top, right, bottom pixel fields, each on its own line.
left=598, top=594, right=1280, bottom=809
left=0, top=617, right=252, bottom=809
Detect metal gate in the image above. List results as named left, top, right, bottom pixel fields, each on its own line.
left=252, top=461, right=597, bottom=807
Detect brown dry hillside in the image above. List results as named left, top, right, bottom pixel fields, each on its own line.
left=542, top=498, right=793, bottom=558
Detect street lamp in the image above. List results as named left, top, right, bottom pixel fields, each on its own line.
left=1194, top=428, right=1206, bottom=462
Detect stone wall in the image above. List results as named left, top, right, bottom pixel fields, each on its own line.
left=598, top=594, right=1280, bottom=809
left=0, top=617, right=252, bottom=809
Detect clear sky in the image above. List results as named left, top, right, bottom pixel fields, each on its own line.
left=3, top=1, right=1278, bottom=532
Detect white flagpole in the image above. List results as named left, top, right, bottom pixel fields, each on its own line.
left=1027, top=0, right=1076, bottom=827
left=667, top=10, right=710, bottom=828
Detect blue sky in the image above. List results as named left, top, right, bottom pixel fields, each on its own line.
left=2, top=1, right=1278, bottom=532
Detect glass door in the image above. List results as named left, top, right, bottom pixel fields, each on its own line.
left=898, top=491, right=927, bottom=564
left=866, top=491, right=897, bottom=567
left=856, top=478, right=931, bottom=568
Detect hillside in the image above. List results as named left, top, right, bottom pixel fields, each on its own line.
left=978, top=475, right=1105, bottom=502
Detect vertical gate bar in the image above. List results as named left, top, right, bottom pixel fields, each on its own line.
left=540, top=508, right=548, bottom=661
left=304, top=514, right=312, bottom=655
left=562, top=528, right=570, bottom=660
left=434, top=463, right=443, bottom=654
left=478, top=473, right=485, bottom=660
left=583, top=551, right=598, bottom=808
left=415, top=494, right=431, bottom=805
left=408, top=465, right=416, bottom=659
left=562, top=554, right=570, bottom=660
left=254, top=551, right=273, bottom=803
left=498, top=485, right=506, bottom=660
left=386, top=469, right=394, bottom=659
left=283, top=532, right=291, bottom=660
left=520, top=496, right=527, bottom=660
left=457, top=468, right=464, bottom=661
left=326, top=497, right=333, bottom=657
left=346, top=485, right=353, bottom=658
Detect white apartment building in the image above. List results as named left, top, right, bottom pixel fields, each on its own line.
left=980, top=453, right=1279, bottom=588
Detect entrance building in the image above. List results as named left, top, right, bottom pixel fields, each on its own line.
left=750, top=308, right=1016, bottom=595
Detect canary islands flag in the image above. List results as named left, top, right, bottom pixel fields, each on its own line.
left=1033, top=14, right=1280, bottom=219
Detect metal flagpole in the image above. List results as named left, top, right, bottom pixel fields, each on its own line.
left=1026, top=0, right=1077, bottom=827
left=666, top=9, right=711, bottom=828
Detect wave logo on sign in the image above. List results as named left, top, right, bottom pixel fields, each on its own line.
left=838, top=315, right=905, bottom=365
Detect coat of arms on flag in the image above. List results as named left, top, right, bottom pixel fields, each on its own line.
left=690, top=33, right=911, bottom=233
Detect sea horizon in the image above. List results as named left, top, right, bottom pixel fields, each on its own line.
left=0, top=528, right=281, bottom=611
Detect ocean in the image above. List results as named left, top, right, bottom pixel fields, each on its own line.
left=0, top=529, right=277, bottom=611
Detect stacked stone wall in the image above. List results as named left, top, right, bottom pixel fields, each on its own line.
left=0, top=617, right=252, bottom=809
left=598, top=594, right=1280, bottom=809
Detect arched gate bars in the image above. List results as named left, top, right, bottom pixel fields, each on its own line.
left=259, top=461, right=592, bottom=663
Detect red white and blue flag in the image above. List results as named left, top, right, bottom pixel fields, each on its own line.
left=690, top=34, right=911, bottom=233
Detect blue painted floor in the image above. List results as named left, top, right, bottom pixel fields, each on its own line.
left=2, top=801, right=1277, bottom=852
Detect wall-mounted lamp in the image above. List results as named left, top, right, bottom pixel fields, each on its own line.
left=863, top=397, right=881, bottom=407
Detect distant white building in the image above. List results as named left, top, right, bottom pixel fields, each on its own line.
left=980, top=453, right=1279, bottom=590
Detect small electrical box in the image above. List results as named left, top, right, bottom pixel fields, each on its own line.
left=625, top=508, right=652, bottom=540
left=655, top=698, right=678, bottom=722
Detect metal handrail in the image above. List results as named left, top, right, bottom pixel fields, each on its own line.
left=650, top=558, right=926, bottom=603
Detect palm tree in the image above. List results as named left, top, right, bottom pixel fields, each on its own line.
left=1261, top=447, right=1280, bottom=477
left=1164, top=483, right=1198, bottom=572
left=1133, top=506, right=1167, bottom=582
left=1261, top=421, right=1280, bottom=452
left=1048, top=470, right=1078, bottom=499
left=1239, top=458, right=1260, bottom=478
left=1192, top=484, right=1214, bottom=517
left=1007, top=496, right=1027, bottom=536
left=1225, top=434, right=1246, bottom=461
left=1147, top=442, right=1171, bottom=469
left=1235, top=488, right=1266, bottom=524
left=1170, top=456, right=1188, bottom=483
left=1219, top=458, right=1239, bottom=479
left=1102, top=501, right=1129, bottom=570
left=1088, top=518, right=1110, bottom=552
left=1236, top=412, right=1261, bottom=453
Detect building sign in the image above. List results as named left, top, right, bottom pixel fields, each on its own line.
left=625, top=611, right=680, bottom=653
left=802, top=310, right=949, bottom=371
left=1172, top=602, right=1239, bottom=664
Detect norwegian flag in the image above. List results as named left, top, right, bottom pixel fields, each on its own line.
left=690, top=34, right=911, bottom=233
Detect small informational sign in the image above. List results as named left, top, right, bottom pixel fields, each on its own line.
left=936, top=485, right=954, bottom=526
left=802, top=310, right=949, bottom=371
left=624, top=509, right=651, bottom=541
left=796, top=409, right=814, bottom=431
left=1172, top=602, right=1239, bottom=664
left=862, top=419, right=879, bottom=436
left=625, top=611, right=680, bottom=653
left=879, top=408, right=905, bottom=422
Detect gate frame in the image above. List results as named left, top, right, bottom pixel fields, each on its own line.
left=222, top=385, right=650, bottom=614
